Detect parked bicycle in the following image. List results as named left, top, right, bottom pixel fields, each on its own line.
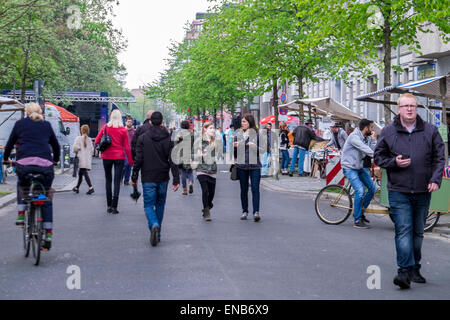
left=314, top=178, right=440, bottom=232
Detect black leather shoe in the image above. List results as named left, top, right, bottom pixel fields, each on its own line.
left=107, top=207, right=113, bottom=214
left=72, top=187, right=79, bottom=194
left=393, top=269, right=411, bottom=289
left=410, top=265, right=426, bottom=283
left=150, top=225, right=159, bottom=247
left=86, top=188, right=95, bottom=195
left=112, top=208, right=119, bottom=214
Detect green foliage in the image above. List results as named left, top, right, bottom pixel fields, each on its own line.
left=0, top=0, right=127, bottom=101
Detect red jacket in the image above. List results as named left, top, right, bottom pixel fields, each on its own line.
left=95, top=125, right=133, bottom=165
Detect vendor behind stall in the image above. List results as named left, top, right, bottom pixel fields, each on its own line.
left=326, top=122, right=348, bottom=151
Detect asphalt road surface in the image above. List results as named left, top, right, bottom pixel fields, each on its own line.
left=1, top=159, right=449, bottom=300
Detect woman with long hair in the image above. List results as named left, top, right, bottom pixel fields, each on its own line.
left=279, top=123, right=290, bottom=175
left=196, top=122, right=217, bottom=221
left=234, top=114, right=262, bottom=222
left=72, top=125, right=95, bottom=194
left=95, top=109, right=133, bottom=214
left=3, top=103, right=60, bottom=250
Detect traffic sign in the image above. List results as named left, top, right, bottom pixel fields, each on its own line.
left=279, top=107, right=288, bottom=115
left=280, top=93, right=287, bottom=103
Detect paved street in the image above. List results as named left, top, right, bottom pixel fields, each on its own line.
left=0, top=158, right=449, bottom=300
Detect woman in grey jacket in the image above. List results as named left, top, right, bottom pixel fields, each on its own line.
left=196, top=122, right=217, bottom=221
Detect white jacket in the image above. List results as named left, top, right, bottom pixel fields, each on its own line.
left=73, top=135, right=94, bottom=170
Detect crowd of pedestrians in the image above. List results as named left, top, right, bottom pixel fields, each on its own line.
left=3, top=92, right=447, bottom=291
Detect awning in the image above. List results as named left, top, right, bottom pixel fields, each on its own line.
left=45, top=102, right=79, bottom=122
left=279, top=97, right=362, bottom=121
left=356, top=74, right=450, bottom=108
left=0, top=96, right=25, bottom=109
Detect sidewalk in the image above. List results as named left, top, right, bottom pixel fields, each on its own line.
left=260, top=174, right=326, bottom=195
left=0, top=166, right=76, bottom=209
left=261, top=174, right=450, bottom=238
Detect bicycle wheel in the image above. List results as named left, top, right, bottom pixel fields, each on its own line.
left=24, top=208, right=31, bottom=257
left=315, top=184, right=353, bottom=225
left=30, top=206, right=43, bottom=266
left=424, top=211, right=440, bottom=232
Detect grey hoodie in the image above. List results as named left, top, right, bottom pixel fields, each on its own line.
left=341, top=128, right=377, bottom=170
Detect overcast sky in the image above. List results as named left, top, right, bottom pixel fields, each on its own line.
left=113, top=0, right=212, bottom=90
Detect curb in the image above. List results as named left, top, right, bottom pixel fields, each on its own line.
left=260, top=179, right=319, bottom=195
left=0, top=193, right=17, bottom=210
left=434, top=227, right=450, bottom=235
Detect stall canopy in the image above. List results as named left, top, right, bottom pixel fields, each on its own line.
left=45, top=102, right=79, bottom=122
left=356, top=74, right=450, bottom=109
left=279, top=97, right=362, bottom=121
left=260, top=115, right=298, bottom=125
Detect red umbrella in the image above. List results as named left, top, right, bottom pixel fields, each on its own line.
left=260, top=115, right=297, bottom=125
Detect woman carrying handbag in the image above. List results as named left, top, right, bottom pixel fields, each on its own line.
left=95, top=109, right=133, bottom=214
left=72, top=125, right=95, bottom=195
left=234, top=114, right=263, bottom=222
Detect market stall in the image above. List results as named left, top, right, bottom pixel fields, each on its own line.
left=279, top=97, right=367, bottom=181
left=356, top=74, right=450, bottom=222
left=44, top=102, right=80, bottom=158
left=0, top=97, right=25, bottom=183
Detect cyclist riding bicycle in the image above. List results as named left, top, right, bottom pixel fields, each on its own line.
left=341, top=119, right=378, bottom=229
left=3, top=103, right=60, bottom=250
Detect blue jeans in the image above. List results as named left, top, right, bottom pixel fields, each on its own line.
left=389, top=191, right=431, bottom=269
left=180, top=168, right=194, bottom=189
left=121, top=156, right=132, bottom=183
left=16, top=164, right=54, bottom=230
left=280, top=150, right=290, bottom=170
left=237, top=168, right=261, bottom=214
left=343, top=168, right=378, bottom=222
left=289, top=147, right=306, bottom=174
left=261, top=152, right=271, bottom=176
left=142, top=181, right=169, bottom=238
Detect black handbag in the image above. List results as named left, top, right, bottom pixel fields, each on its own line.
left=230, top=164, right=238, bottom=181
left=97, top=125, right=112, bottom=153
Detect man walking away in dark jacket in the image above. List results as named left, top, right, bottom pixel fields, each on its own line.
left=131, top=112, right=180, bottom=247
left=131, top=109, right=154, bottom=161
left=289, top=119, right=325, bottom=177
left=374, top=93, right=445, bottom=290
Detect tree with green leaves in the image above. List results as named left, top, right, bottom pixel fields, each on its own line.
left=297, top=0, right=449, bottom=125
left=0, top=0, right=127, bottom=102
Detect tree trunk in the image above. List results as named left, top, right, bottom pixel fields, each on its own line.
left=383, top=10, right=392, bottom=125
left=220, top=105, right=224, bottom=130
left=21, top=49, right=30, bottom=104
left=272, top=76, right=279, bottom=129
left=298, top=74, right=304, bottom=124
left=213, top=108, right=217, bottom=127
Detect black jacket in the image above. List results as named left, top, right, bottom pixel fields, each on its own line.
left=131, top=119, right=152, bottom=161
left=174, top=129, right=194, bottom=170
left=279, top=130, right=289, bottom=150
left=374, top=115, right=445, bottom=193
left=293, top=125, right=325, bottom=149
left=132, top=126, right=180, bottom=185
